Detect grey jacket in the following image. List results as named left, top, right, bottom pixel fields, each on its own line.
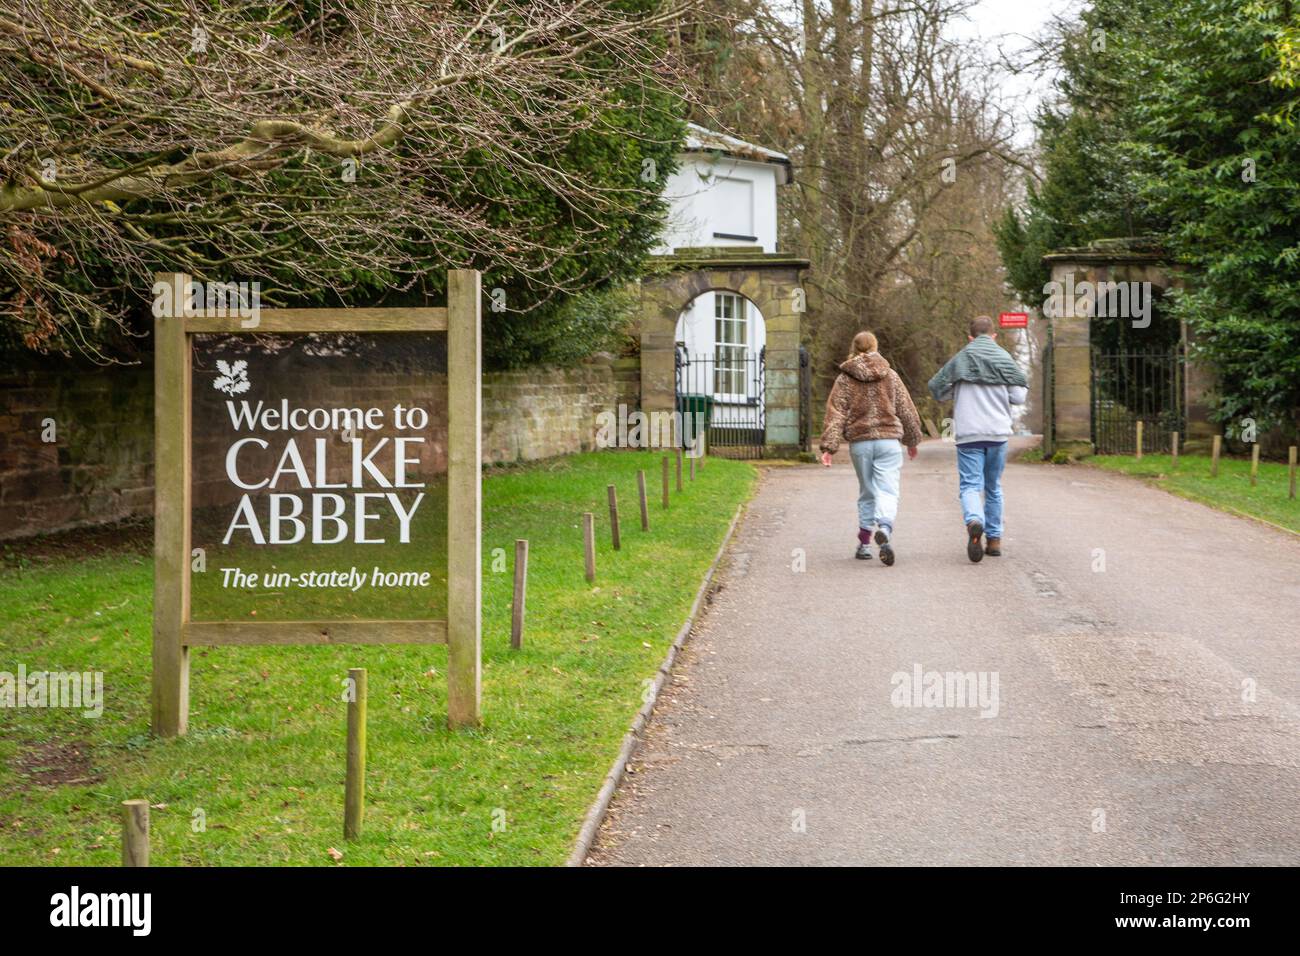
left=950, top=381, right=1028, bottom=444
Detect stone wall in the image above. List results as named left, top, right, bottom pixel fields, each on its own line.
left=482, top=356, right=638, bottom=465
left=0, top=367, right=155, bottom=540
left=0, top=355, right=640, bottom=540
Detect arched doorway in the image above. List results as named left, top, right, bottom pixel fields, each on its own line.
left=1040, top=245, right=1215, bottom=457
left=674, top=290, right=767, bottom=456
left=636, top=249, right=810, bottom=457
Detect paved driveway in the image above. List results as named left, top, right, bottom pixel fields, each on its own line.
left=587, top=440, right=1300, bottom=865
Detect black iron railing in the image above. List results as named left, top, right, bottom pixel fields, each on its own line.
left=799, top=345, right=812, bottom=452
left=1091, top=347, right=1185, bottom=454
left=675, top=344, right=766, bottom=458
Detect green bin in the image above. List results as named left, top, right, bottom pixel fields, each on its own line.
left=676, top=393, right=713, bottom=448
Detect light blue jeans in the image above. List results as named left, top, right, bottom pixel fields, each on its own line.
left=956, top=442, right=1008, bottom=539
left=849, top=439, right=903, bottom=534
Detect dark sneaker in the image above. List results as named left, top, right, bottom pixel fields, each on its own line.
left=855, top=543, right=873, bottom=560
left=984, top=537, right=1002, bottom=557
left=966, top=520, right=984, bottom=563
left=874, top=529, right=895, bottom=567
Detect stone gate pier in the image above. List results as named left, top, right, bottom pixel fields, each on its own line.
left=1041, top=242, right=1217, bottom=456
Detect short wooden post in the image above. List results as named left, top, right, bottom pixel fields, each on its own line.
left=1211, top=435, right=1222, bottom=477
left=344, top=667, right=367, bottom=841
left=1171, top=431, right=1179, bottom=466
left=122, top=799, right=149, bottom=867
left=511, top=539, right=528, bottom=650
left=1289, top=446, right=1297, bottom=500
left=689, top=451, right=696, bottom=482
left=636, top=469, right=649, bottom=531
left=698, top=430, right=706, bottom=467
left=1135, top=420, right=1144, bottom=460
left=583, top=512, right=596, bottom=582
left=1250, top=443, right=1260, bottom=487
left=661, top=456, right=670, bottom=509
left=606, top=485, right=621, bottom=550
left=675, top=449, right=683, bottom=491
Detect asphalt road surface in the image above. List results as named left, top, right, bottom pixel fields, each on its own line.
left=586, top=439, right=1300, bottom=866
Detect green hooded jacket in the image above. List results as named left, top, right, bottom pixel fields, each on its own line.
left=927, top=334, right=1028, bottom=401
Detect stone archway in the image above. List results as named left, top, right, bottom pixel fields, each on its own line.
left=1041, top=242, right=1216, bottom=456
left=638, top=249, right=810, bottom=456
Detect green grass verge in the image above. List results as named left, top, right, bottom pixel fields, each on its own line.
left=0, top=451, right=755, bottom=866
left=1086, top=453, right=1299, bottom=534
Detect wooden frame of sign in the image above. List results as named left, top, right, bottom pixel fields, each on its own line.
left=152, top=270, right=482, bottom=735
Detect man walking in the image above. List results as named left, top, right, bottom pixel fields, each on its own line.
left=928, top=316, right=1028, bottom=562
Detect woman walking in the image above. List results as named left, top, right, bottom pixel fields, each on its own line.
left=819, top=331, right=923, bottom=565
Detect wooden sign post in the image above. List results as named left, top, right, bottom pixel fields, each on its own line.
left=152, top=271, right=483, bottom=735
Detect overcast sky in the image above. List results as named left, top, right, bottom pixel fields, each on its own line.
left=946, top=0, right=1084, bottom=147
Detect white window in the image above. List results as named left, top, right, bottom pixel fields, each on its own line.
left=709, top=177, right=755, bottom=240
left=714, top=293, right=749, bottom=399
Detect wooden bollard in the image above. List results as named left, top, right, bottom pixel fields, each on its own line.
left=661, top=456, right=670, bottom=509
left=344, top=667, right=367, bottom=841
left=583, top=512, right=596, bottom=582
left=636, top=470, right=649, bottom=531
left=511, top=539, right=528, bottom=650
left=607, top=484, right=621, bottom=550
left=1250, top=443, right=1260, bottom=487
left=675, top=449, right=683, bottom=491
left=122, top=799, right=149, bottom=867
left=1289, top=446, right=1297, bottom=500
left=1171, top=431, right=1179, bottom=466
left=1211, top=435, right=1222, bottom=477
left=1135, top=421, right=1144, bottom=460
left=689, top=450, right=696, bottom=482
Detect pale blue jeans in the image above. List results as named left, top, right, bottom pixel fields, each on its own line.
left=956, top=442, right=1008, bottom=539
left=849, top=438, right=903, bottom=535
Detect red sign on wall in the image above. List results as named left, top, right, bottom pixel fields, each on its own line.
left=999, top=311, right=1029, bottom=329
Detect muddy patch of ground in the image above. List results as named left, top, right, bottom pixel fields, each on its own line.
left=1, top=517, right=150, bottom=569
left=10, top=740, right=103, bottom=789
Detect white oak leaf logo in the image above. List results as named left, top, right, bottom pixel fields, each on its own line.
left=213, top=359, right=250, bottom=395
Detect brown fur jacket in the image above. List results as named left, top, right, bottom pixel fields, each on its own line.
left=819, top=351, right=924, bottom=454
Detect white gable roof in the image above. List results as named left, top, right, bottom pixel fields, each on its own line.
left=682, top=124, right=792, bottom=184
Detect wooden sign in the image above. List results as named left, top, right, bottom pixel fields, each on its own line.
left=152, top=271, right=482, bottom=735
left=998, top=311, right=1029, bottom=329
